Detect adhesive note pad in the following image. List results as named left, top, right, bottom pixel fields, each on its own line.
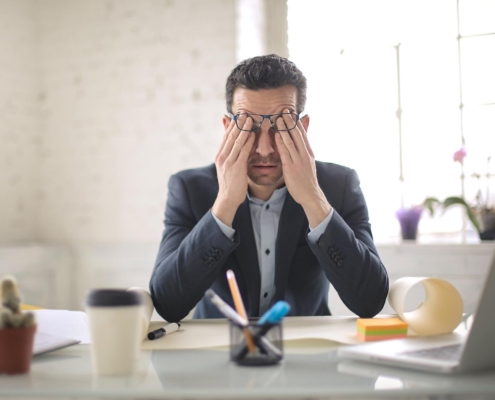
left=357, top=317, right=408, bottom=341
left=388, top=277, right=464, bottom=336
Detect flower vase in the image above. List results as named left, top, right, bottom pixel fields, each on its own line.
left=396, top=207, right=422, bottom=241
left=0, top=325, right=37, bottom=374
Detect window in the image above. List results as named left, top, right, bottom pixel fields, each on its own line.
left=288, top=0, right=495, bottom=243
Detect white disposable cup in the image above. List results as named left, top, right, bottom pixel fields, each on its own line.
left=86, top=289, right=143, bottom=375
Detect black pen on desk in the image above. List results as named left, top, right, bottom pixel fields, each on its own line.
left=147, top=323, right=180, bottom=340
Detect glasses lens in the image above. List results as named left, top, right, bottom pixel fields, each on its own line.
left=269, top=112, right=298, bottom=131
left=235, top=113, right=260, bottom=132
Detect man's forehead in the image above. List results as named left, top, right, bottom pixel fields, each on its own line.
left=232, top=85, right=297, bottom=113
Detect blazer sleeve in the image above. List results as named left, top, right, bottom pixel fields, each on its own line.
left=149, top=173, right=239, bottom=322
left=308, top=168, right=389, bottom=318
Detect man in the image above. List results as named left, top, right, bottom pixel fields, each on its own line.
left=150, top=55, right=388, bottom=322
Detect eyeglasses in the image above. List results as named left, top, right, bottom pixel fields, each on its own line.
left=228, top=111, right=300, bottom=132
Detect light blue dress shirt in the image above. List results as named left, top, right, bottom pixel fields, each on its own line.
left=212, top=188, right=334, bottom=315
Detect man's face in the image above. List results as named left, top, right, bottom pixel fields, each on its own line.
left=226, top=85, right=299, bottom=192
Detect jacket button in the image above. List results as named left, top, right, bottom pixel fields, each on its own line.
left=332, top=252, right=338, bottom=259
left=215, top=248, right=223, bottom=256
left=337, top=260, right=343, bottom=267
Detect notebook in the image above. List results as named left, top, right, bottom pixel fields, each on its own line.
left=31, top=310, right=90, bottom=356
left=338, top=243, right=495, bottom=374
left=34, top=331, right=80, bottom=356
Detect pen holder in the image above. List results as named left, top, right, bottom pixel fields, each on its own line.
left=229, top=321, right=283, bottom=366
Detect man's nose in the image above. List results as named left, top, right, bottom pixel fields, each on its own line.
left=255, top=119, right=275, bottom=157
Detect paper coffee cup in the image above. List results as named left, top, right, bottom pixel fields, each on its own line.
left=86, top=289, right=143, bottom=375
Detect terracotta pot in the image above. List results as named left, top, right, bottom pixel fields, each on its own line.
left=0, top=325, right=36, bottom=375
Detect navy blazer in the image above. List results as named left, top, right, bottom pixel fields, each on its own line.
left=150, top=161, right=389, bottom=322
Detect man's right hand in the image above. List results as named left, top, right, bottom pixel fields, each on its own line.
left=212, top=114, right=255, bottom=227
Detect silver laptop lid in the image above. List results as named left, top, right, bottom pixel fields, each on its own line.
left=458, top=243, right=495, bottom=373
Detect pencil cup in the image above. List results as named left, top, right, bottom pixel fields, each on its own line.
left=85, top=289, right=143, bottom=375
left=229, top=321, right=283, bottom=366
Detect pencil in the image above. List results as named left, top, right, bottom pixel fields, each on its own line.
left=226, top=269, right=256, bottom=354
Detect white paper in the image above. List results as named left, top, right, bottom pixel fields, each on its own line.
left=33, top=331, right=80, bottom=355
left=140, top=316, right=363, bottom=350
left=32, top=310, right=91, bottom=344
left=388, top=277, right=464, bottom=336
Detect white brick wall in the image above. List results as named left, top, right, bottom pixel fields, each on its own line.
left=1, top=0, right=237, bottom=245
left=36, top=0, right=236, bottom=244
left=0, top=0, right=40, bottom=244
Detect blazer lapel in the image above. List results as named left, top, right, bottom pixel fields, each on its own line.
left=274, top=193, right=306, bottom=302
left=233, top=198, right=261, bottom=316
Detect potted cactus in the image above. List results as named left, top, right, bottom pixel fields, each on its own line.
left=0, top=275, right=37, bottom=374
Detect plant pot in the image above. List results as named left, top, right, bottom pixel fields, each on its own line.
left=396, top=207, right=422, bottom=241
left=0, top=325, right=36, bottom=375
left=476, top=210, right=495, bottom=241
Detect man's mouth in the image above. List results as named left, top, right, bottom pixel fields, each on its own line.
left=251, top=164, right=278, bottom=172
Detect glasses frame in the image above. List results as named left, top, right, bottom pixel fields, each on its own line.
left=228, top=111, right=301, bottom=132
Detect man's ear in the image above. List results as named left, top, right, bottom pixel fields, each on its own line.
left=301, top=114, right=310, bottom=131
left=222, top=114, right=231, bottom=131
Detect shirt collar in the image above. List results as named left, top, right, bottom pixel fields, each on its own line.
left=247, top=186, right=288, bottom=205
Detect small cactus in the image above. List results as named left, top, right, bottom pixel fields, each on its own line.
left=0, top=276, right=36, bottom=329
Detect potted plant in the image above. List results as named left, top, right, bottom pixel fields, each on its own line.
left=0, top=276, right=37, bottom=375
left=423, top=149, right=494, bottom=241
left=396, top=206, right=423, bottom=240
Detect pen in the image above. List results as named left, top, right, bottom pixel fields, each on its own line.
left=147, top=322, right=181, bottom=340
left=205, top=289, right=248, bottom=326
left=258, top=301, right=290, bottom=325
left=226, top=270, right=256, bottom=353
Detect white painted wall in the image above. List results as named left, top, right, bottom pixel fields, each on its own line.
left=0, top=0, right=40, bottom=244
left=36, top=0, right=236, bottom=244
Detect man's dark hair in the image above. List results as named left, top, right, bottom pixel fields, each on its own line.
left=225, top=54, right=307, bottom=114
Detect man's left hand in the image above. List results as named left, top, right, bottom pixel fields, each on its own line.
left=275, top=110, right=332, bottom=229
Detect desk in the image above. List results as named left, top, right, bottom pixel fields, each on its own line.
left=1, top=317, right=495, bottom=400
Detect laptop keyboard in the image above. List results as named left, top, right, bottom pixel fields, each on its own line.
left=400, top=344, right=463, bottom=361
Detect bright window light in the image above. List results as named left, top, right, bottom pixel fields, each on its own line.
left=288, top=0, right=495, bottom=243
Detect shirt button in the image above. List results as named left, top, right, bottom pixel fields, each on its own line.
left=266, top=204, right=270, bottom=210
left=265, top=249, right=270, bottom=255
left=263, top=292, right=268, bottom=298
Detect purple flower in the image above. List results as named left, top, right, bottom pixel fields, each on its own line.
left=453, top=147, right=467, bottom=164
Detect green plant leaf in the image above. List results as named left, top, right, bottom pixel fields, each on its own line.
left=423, top=197, right=440, bottom=217
left=442, top=196, right=481, bottom=233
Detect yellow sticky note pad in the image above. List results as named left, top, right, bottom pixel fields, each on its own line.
left=357, top=318, right=408, bottom=342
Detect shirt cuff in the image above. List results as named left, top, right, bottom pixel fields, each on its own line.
left=307, top=208, right=334, bottom=244
left=211, top=210, right=236, bottom=241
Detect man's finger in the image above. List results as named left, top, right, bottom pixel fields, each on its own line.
left=296, top=118, right=314, bottom=158
left=237, top=130, right=256, bottom=162
left=275, top=116, right=299, bottom=162
left=281, top=110, right=306, bottom=153
left=228, top=117, right=253, bottom=162
left=275, top=131, right=293, bottom=164
left=219, top=114, right=246, bottom=161
left=216, top=118, right=236, bottom=159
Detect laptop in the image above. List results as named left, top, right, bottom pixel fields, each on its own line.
left=338, top=243, right=495, bottom=374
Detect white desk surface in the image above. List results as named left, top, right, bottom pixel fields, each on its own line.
left=1, top=317, right=495, bottom=400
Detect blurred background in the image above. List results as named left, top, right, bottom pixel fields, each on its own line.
left=0, top=0, right=493, bottom=314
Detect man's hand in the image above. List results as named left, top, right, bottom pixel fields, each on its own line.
left=212, top=115, right=255, bottom=227
left=274, top=110, right=332, bottom=229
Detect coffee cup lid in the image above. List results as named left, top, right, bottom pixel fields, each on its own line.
left=86, top=289, right=143, bottom=307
